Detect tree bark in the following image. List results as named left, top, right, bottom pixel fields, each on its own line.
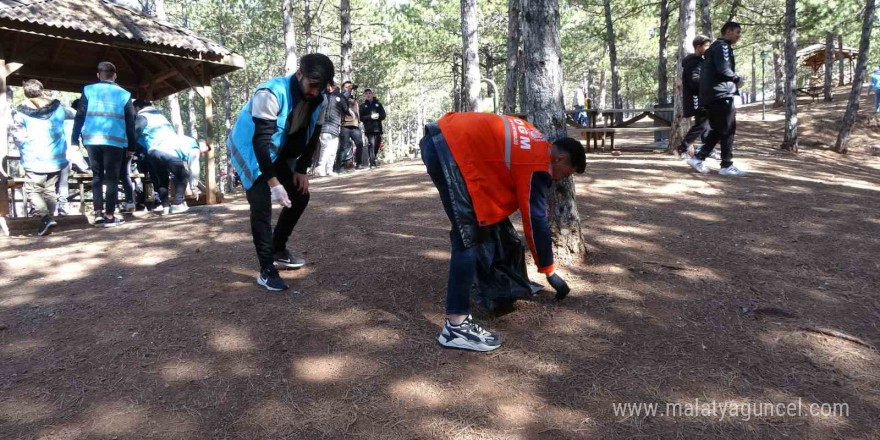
left=824, top=31, right=834, bottom=101
left=150, top=0, right=184, bottom=135
left=518, top=47, right=527, bottom=113
left=773, top=43, right=784, bottom=107
left=727, top=0, right=740, bottom=21
left=750, top=47, right=756, bottom=104
left=283, top=0, right=298, bottom=75
left=461, top=0, right=481, bottom=112
left=304, top=0, right=312, bottom=53
left=340, top=0, right=352, bottom=81
left=837, top=34, right=845, bottom=86
left=834, top=0, right=875, bottom=154
left=603, top=0, right=622, bottom=123
left=522, top=0, right=587, bottom=265
left=668, top=0, right=696, bottom=153
left=187, top=89, right=198, bottom=138
left=780, top=0, right=798, bottom=152
left=504, top=0, right=521, bottom=114
left=700, top=0, right=712, bottom=38
left=586, top=69, right=594, bottom=106
left=599, top=69, right=607, bottom=108
left=452, top=56, right=462, bottom=112
left=657, top=0, right=670, bottom=104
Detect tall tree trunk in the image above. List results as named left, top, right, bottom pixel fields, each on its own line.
left=834, top=0, right=875, bottom=154
left=340, top=0, right=352, bottom=81
left=773, top=43, right=784, bottom=106
left=700, top=0, right=712, bottom=38
left=522, top=0, right=587, bottom=265
left=283, top=0, right=298, bottom=75
left=837, top=34, right=845, bottom=86
left=751, top=47, right=757, bottom=104
left=452, top=56, right=462, bottom=112
left=586, top=69, right=594, bottom=106
left=603, top=0, right=622, bottom=123
left=461, top=0, right=481, bottom=111
left=504, top=0, right=521, bottom=114
left=668, top=0, right=697, bottom=153
left=657, top=0, right=670, bottom=104
left=304, top=0, right=312, bottom=53
left=824, top=31, right=834, bottom=101
left=187, top=89, right=198, bottom=138
left=149, top=0, right=184, bottom=135
left=780, top=0, right=798, bottom=152
left=518, top=47, right=527, bottom=112
left=727, top=0, right=740, bottom=21
left=599, top=69, right=607, bottom=108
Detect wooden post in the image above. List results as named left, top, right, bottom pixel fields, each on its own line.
left=1, top=60, right=9, bottom=229
left=202, top=82, right=217, bottom=204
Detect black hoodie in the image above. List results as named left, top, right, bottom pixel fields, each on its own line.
left=681, top=54, right=704, bottom=117
left=699, top=38, right=741, bottom=106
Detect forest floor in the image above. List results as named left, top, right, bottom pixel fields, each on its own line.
left=1, top=87, right=879, bottom=439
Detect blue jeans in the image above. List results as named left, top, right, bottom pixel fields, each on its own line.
left=874, top=89, right=880, bottom=112
left=420, top=133, right=475, bottom=316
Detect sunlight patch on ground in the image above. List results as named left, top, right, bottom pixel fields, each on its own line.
left=292, top=354, right=379, bottom=383
left=208, top=325, right=256, bottom=352
left=678, top=210, right=724, bottom=222
left=419, top=248, right=450, bottom=260
left=496, top=401, right=537, bottom=426
left=160, top=359, right=213, bottom=382
left=87, top=400, right=148, bottom=435
left=0, top=394, right=57, bottom=424
left=390, top=377, right=447, bottom=408
left=0, top=293, right=36, bottom=307
left=2, top=337, right=48, bottom=355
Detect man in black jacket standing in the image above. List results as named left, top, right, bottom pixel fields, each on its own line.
left=359, top=89, right=386, bottom=168
left=688, top=22, right=747, bottom=176
left=677, top=35, right=717, bottom=160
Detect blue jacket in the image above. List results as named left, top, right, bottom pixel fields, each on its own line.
left=76, top=81, right=132, bottom=148
left=227, top=75, right=324, bottom=190
left=870, top=72, right=880, bottom=91
left=14, top=100, right=69, bottom=173
left=136, top=108, right=190, bottom=158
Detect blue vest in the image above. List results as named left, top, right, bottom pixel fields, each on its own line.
left=137, top=109, right=184, bottom=156
left=227, top=75, right=324, bottom=190
left=82, top=82, right=131, bottom=148
left=19, top=104, right=69, bottom=173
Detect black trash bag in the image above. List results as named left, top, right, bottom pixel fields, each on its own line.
left=472, top=218, right=543, bottom=314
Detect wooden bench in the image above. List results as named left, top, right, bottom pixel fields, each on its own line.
left=581, top=126, right=672, bottom=152
left=796, top=87, right=824, bottom=103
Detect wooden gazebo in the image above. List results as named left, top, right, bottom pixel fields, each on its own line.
left=0, top=0, right=245, bottom=217
left=797, top=43, right=858, bottom=73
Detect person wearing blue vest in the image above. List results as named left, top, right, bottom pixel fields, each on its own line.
left=227, top=53, right=333, bottom=291
left=870, top=67, right=880, bottom=113
left=70, top=61, right=137, bottom=228
left=10, top=79, right=69, bottom=236
left=132, top=99, right=192, bottom=215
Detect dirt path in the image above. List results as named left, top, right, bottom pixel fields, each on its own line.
left=2, top=91, right=879, bottom=439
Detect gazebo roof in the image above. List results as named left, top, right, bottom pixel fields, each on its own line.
left=796, top=43, right=859, bottom=71
left=0, top=0, right=245, bottom=99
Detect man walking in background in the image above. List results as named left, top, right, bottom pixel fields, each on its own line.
left=677, top=35, right=719, bottom=161
left=688, top=22, right=746, bottom=176
left=316, top=81, right=347, bottom=177
left=338, top=81, right=366, bottom=170
left=870, top=67, right=880, bottom=113
left=71, top=61, right=137, bottom=226
left=359, top=88, right=386, bottom=168
left=11, top=79, right=68, bottom=235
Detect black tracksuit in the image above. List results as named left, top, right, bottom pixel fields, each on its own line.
left=678, top=54, right=710, bottom=154
left=697, top=38, right=741, bottom=168
left=360, top=98, right=386, bottom=166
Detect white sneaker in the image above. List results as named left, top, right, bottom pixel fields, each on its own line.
left=719, top=164, right=746, bottom=176
left=708, top=150, right=722, bottom=160
left=680, top=151, right=691, bottom=160
left=160, top=206, right=170, bottom=216
left=687, top=157, right=710, bottom=174
left=170, top=203, right=189, bottom=214
left=437, top=315, right=501, bottom=352
left=122, top=202, right=136, bottom=213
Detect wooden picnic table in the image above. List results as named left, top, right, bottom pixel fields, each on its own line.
left=577, top=108, right=672, bottom=152
left=796, top=86, right=824, bottom=103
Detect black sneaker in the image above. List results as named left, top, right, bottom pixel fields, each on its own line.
left=37, top=216, right=57, bottom=236
left=437, top=315, right=501, bottom=352
left=93, top=212, right=105, bottom=225
left=257, top=267, right=289, bottom=291
left=56, top=206, right=69, bottom=217
left=103, top=217, right=125, bottom=228
left=273, top=249, right=306, bottom=269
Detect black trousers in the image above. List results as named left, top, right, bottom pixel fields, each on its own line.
left=86, top=145, right=124, bottom=215
left=148, top=150, right=190, bottom=206
left=678, top=110, right=710, bottom=154
left=245, top=160, right=310, bottom=271
left=697, top=98, right=736, bottom=168
left=339, top=126, right=365, bottom=168
left=365, top=133, right=381, bottom=166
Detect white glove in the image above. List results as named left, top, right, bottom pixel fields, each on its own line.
left=270, top=184, right=292, bottom=208
left=371, top=112, right=379, bottom=120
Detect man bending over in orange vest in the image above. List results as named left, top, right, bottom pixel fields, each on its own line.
left=420, top=112, right=586, bottom=352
